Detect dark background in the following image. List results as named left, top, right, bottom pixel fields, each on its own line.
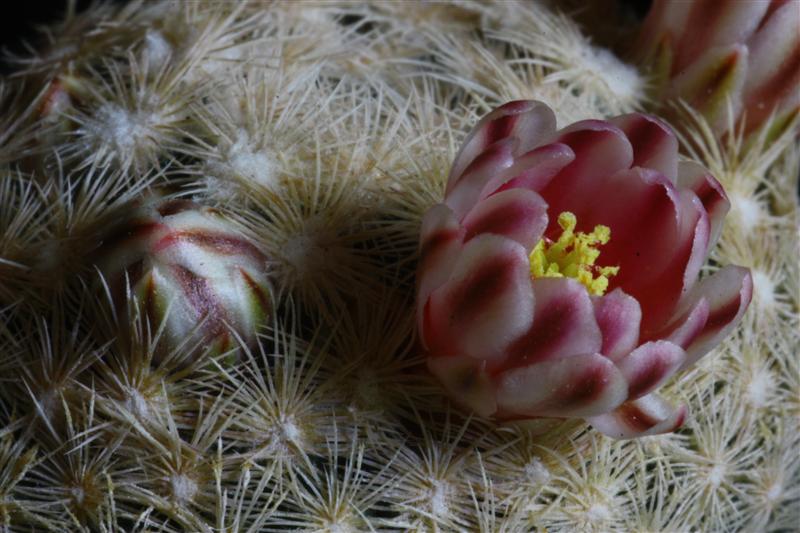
left=0, top=0, right=653, bottom=75
left=0, top=0, right=108, bottom=74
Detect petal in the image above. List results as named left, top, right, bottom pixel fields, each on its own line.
left=579, top=167, right=679, bottom=236
left=538, top=120, right=634, bottom=231
left=616, top=341, right=686, bottom=400
left=599, top=179, right=709, bottom=336
left=417, top=204, right=465, bottom=340
left=677, top=190, right=712, bottom=297
left=570, top=167, right=683, bottom=330
left=589, top=393, right=687, bottom=439
left=674, top=265, right=753, bottom=369
left=637, top=0, right=693, bottom=64
left=677, top=161, right=729, bottom=249
left=610, top=113, right=678, bottom=183
left=593, top=288, right=641, bottom=362
left=498, top=278, right=602, bottom=371
left=425, top=235, right=534, bottom=361
left=445, top=138, right=516, bottom=220
left=495, top=352, right=628, bottom=418
left=673, top=0, right=769, bottom=73
left=448, top=100, right=557, bottom=186
left=427, top=355, right=497, bottom=417
left=654, top=297, right=710, bottom=350
left=743, top=0, right=800, bottom=130
left=642, top=190, right=710, bottom=336
left=462, top=188, right=548, bottom=252
left=669, top=44, right=748, bottom=133
left=484, top=142, right=575, bottom=199
left=234, top=267, right=271, bottom=335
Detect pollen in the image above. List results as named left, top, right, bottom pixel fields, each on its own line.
left=529, top=211, right=619, bottom=296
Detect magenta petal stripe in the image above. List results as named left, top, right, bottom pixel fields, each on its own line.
left=677, top=161, right=730, bottom=249
left=448, top=100, right=557, bottom=186
left=152, top=230, right=266, bottom=263
left=462, top=188, right=548, bottom=252
left=496, top=353, right=628, bottom=418
left=616, top=341, right=685, bottom=400
left=655, top=298, right=711, bottom=350
left=417, top=204, right=465, bottom=337
left=671, top=44, right=748, bottom=131
left=742, top=2, right=800, bottom=130
left=611, top=114, right=678, bottom=183
left=484, top=142, right=575, bottom=200
left=445, top=138, right=516, bottom=220
left=426, top=235, right=534, bottom=361
left=428, top=355, right=497, bottom=417
left=593, top=288, right=642, bottom=363
left=588, top=394, right=688, bottom=439
left=676, top=265, right=753, bottom=369
left=501, top=278, right=602, bottom=371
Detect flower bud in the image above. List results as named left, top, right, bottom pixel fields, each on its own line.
left=636, top=0, right=799, bottom=138
left=95, top=197, right=271, bottom=363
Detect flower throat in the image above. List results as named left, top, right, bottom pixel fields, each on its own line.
left=529, top=211, right=619, bottom=296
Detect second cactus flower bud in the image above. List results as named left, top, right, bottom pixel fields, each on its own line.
left=95, top=197, right=271, bottom=363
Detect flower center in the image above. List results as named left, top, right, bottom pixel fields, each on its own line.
left=529, top=211, right=619, bottom=296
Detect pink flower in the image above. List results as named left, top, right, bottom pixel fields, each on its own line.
left=637, top=0, right=799, bottom=137
left=96, top=198, right=271, bottom=363
left=417, top=101, right=752, bottom=439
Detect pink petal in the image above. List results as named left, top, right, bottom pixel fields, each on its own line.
left=567, top=167, right=683, bottom=331
left=427, top=355, right=497, bottom=417
left=677, top=161, right=729, bottom=248
left=611, top=114, right=678, bottom=183
left=462, top=188, right=548, bottom=252
left=637, top=0, right=692, bottom=63
left=654, top=297, right=711, bottom=350
left=669, top=44, right=748, bottom=133
left=484, top=142, right=575, bottom=199
left=676, top=191, right=712, bottom=299
left=616, top=341, right=686, bottom=400
left=425, top=234, right=534, bottom=361
left=673, top=0, right=769, bottom=74
left=495, top=352, right=627, bottom=418
left=588, top=393, right=687, bottom=439
left=537, top=120, right=633, bottom=231
left=597, top=176, right=709, bottom=336
left=675, top=265, right=753, bottom=369
left=743, top=0, right=800, bottom=130
left=498, top=278, right=602, bottom=371
left=448, top=100, right=557, bottom=190
left=772, top=87, right=800, bottom=133
left=445, top=138, right=516, bottom=221
left=593, top=288, right=641, bottom=362
left=417, top=204, right=465, bottom=341
left=639, top=190, right=710, bottom=335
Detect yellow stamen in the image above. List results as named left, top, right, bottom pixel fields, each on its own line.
left=529, top=211, right=620, bottom=296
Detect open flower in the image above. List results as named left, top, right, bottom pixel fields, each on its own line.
left=417, top=101, right=752, bottom=439
left=636, top=0, right=799, bottom=137
left=95, top=197, right=271, bottom=363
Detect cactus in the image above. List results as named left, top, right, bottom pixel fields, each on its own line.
left=0, top=1, right=797, bottom=531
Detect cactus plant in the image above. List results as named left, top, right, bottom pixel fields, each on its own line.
left=0, top=1, right=797, bottom=531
